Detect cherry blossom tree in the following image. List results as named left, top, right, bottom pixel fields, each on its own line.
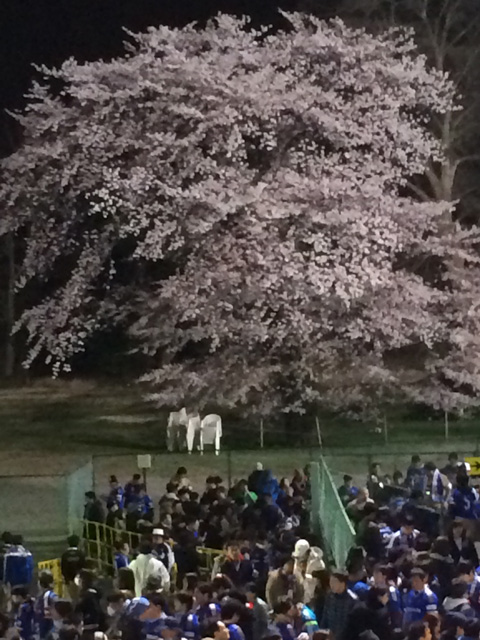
left=1, top=13, right=478, bottom=415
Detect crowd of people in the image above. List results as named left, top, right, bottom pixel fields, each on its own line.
left=2, top=453, right=480, bottom=640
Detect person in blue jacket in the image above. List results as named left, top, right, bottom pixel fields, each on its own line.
left=271, top=601, right=296, bottom=640
left=108, top=475, right=125, bottom=510
left=4, top=535, right=34, bottom=588
left=195, top=584, right=221, bottom=623
left=403, top=568, right=438, bottom=628
left=12, top=586, right=36, bottom=640
left=173, top=592, right=200, bottom=640
left=140, top=593, right=167, bottom=640
left=35, top=570, right=58, bottom=639
left=114, top=541, right=130, bottom=571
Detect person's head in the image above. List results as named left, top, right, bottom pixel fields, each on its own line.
left=343, top=475, right=353, bottom=488
left=226, top=542, right=241, bottom=561
left=367, top=586, right=389, bottom=608
left=358, top=487, right=370, bottom=501
left=463, top=619, right=480, bottom=639
left=161, top=617, right=182, bottom=640
left=107, top=591, right=126, bottom=616
left=117, top=567, right=135, bottom=592
left=373, top=564, right=390, bottom=587
left=451, top=520, right=466, bottom=539
left=11, top=534, right=23, bottom=546
left=110, top=475, right=119, bottom=489
left=144, top=576, right=164, bottom=595
left=407, top=621, right=431, bottom=640
left=424, top=462, right=437, bottom=477
left=221, top=599, right=244, bottom=624
left=176, top=467, right=188, bottom=479
left=141, top=593, right=166, bottom=621
left=179, top=487, right=191, bottom=502
left=272, top=600, right=294, bottom=621
left=411, top=455, right=422, bottom=468
left=393, top=471, right=403, bottom=485
left=85, top=491, right=96, bottom=504
left=11, top=586, right=29, bottom=605
left=115, top=540, right=129, bottom=556
left=245, top=582, right=259, bottom=604
left=201, top=620, right=230, bottom=640
left=456, top=473, right=469, bottom=489
left=67, top=535, right=80, bottom=548
left=76, top=569, right=95, bottom=591
left=441, top=611, right=466, bottom=638
left=173, top=592, right=194, bottom=614
left=133, top=473, right=142, bottom=483
left=457, top=560, right=475, bottom=584
left=52, top=600, right=74, bottom=622
left=401, top=516, right=415, bottom=536
left=139, top=541, right=153, bottom=556
left=186, top=516, right=199, bottom=532
left=329, top=570, right=348, bottom=594
left=39, top=569, right=54, bottom=590
left=281, top=556, right=295, bottom=575
left=448, top=452, right=458, bottom=464
left=194, top=583, right=213, bottom=606
left=152, top=528, right=165, bottom=545
left=410, top=568, right=427, bottom=592
left=449, top=578, right=468, bottom=600
left=370, top=462, right=381, bottom=475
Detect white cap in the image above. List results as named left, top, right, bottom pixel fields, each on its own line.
left=292, top=539, right=310, bottom=559
left=256, top=462, right=263, bottom=471
left=153, top=528, right=164, bottom=537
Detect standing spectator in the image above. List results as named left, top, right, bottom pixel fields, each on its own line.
left=343, top=586, right=392, bottom=640
left=172, top=592, right=199, bottom=640
left=406, top=456, right=427, bottom=493
left=406, top=621, right=432, bottom=640
left=320, top=570, right=358, bottom=640
left=448, top=522, right=479, bottom=566
left=139, top=593, right=167, bottom=640
left=61, top=535, right=86, bottom=599
left=372, top=564, right=402, bottom=629
left=367, top=464, right=384, bottom=502
left=194, top=583, right=221, bottom=623
left=338, top=476, right=359, bottom=507
left=449, top=475, right=478, bottom=521
left=261, top=495, right=284, bottom=532
left=403, top=568, right=438, bottom=628
left=266, top=557, right=303, bottom=608
left=388, top=516, right=420, bottom=550
left=129, top=541, right=170, bottom=597
left=175, top=516, right=200, bottom=582
left=12, top=586, right=35, bottom=640
left=424, top=463, right=451, bottom=506
left=114, top=541, right=130, bottom=571
left=106, top=503, right=124, bottom=530
left=84, top=492, right=105, bottom=524
left=271, top=601, right=296, bottom=640
left=35, top=570, right=58, bottom=639
left=221, top=600, right=246, bottom=640
left=107, top=476, right=125, bottom=510
left=153, top=529, right=175, bottom=573
left=124, top=474, right=142, bottom=507
left=171, top=467, right=192, bottom=491
left=442, top=578, right=475, bottom=617
left=200, top=620, right=230, bottom=640
left=4, top=535, right=33, bottom=588
left=245, top=583, right=268, bottom=640
left=220, top=543, right=253, bottom=588
left=105, top=590, right=127, bottom=638
left=74, top=569, right=105, bottom=639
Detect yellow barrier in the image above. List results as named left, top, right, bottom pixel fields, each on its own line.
left=38, top=559, right=65, bottom=598
left=82, top=520, right=223, bottom=580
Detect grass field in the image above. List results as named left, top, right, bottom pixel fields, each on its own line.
left=1, top=378, right=480, bottom=494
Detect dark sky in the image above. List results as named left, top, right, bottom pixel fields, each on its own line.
left=0, top=0, right=311, bottom=113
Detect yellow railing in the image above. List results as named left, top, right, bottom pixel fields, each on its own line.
left=38, top=559, right=65, bottom=598
left=81, top=520, right=223, bottom=579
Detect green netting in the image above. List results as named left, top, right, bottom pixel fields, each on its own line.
left=310, top=458, right=355, bottom=569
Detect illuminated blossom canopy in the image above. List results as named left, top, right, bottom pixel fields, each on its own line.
left=1, top=13, right=479, bottom=415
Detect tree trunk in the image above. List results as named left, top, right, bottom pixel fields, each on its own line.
left=4, top=232, right=15, bottom=377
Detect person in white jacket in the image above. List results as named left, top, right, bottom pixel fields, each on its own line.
left=129, top=542, right=170, bottom=597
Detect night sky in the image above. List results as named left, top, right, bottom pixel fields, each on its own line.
left=0, top=0, right=311, bottom=113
